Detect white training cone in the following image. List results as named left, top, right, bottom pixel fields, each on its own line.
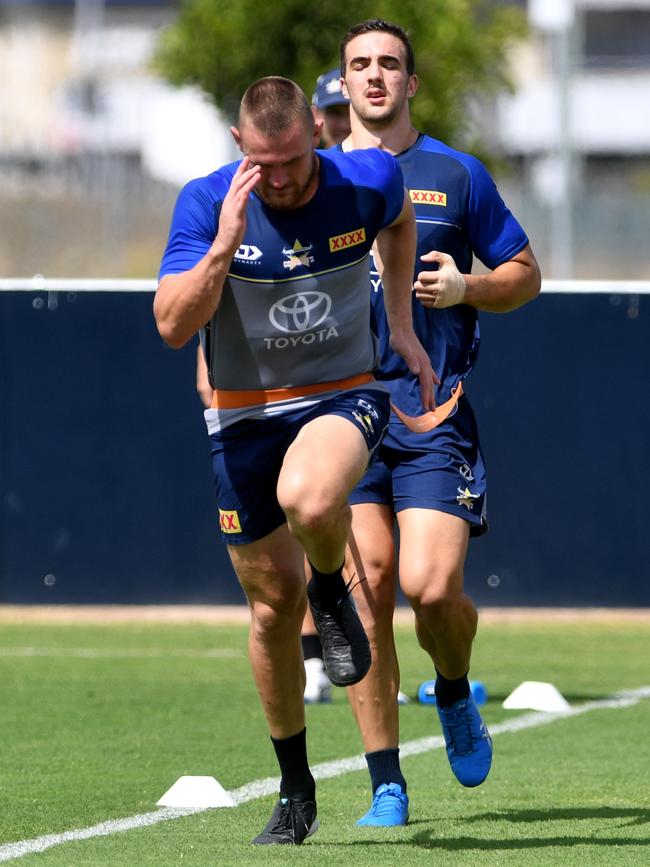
left=157, top=775, right=236, bottom=808
left=502, top=681, right=571, bottom=712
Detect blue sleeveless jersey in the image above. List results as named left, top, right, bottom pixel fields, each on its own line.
left=369, top=133, right=528, bottom=442
left=159, top=148, right=405, bottom=408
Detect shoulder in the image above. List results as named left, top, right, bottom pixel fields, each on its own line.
left=418, top=135, right=499, bottom=193
left=416, top=136, right=491, bottom=183
left=412, top=136, right=511, bottom=222
left=176, top=161, right=239, bottom=208
left=321, top=147, right=401, bottom=184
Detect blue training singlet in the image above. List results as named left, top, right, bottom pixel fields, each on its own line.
left=367, top=133, right=529, bottom=444
left=159, top=147, right=406, bottom=432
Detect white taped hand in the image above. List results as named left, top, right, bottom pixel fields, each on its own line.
left=414, top=250, right=466, bottom=309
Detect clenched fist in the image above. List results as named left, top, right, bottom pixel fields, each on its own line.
left=414, top=250, right=466, bottom=309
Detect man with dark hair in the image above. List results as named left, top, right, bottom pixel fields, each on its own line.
left=337, top=21, right=541, bottom=825
left=156, top=75, right=435, bottom=845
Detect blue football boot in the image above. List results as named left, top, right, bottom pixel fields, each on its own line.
left=436, top=693, right=492, bottom=787
left=356, top=783, right=409, bottom=827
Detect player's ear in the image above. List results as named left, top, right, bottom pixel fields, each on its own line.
left=341, top=77, right=350, bottom=100
left=231, top=126, right=242, bottom=151
left=312, top=121, right=322, bottom=146
left=407, top=74, right=419, bottom=99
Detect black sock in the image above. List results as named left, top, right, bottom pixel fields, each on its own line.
left=307, top=560, right=346, bottom=608
left=365, top=748, right=407, bottom=794
left=270, top=728, right=315, bottom=802
left=301, top=633, right=323, bottom=661
left=434, top=669, right=470, bottom=708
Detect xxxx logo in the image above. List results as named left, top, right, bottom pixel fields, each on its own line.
left=219, top=509, right=242, bottom=534
left=409, top=190, right=447, bottom=206
left=329, top=227, right=366, bottom=252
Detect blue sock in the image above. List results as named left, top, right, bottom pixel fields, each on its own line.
left=365, top=748, right=407, bottom=794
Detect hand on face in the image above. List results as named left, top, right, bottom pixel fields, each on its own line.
left=214, top=156, right=262, bottom=257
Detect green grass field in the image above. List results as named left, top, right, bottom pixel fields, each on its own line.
left=1, top=612, right=649, bottom=865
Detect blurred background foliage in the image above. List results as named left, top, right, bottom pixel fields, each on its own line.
left=154, top=0, right=527, bottom=147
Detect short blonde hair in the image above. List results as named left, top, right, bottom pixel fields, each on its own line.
left=239, top=76, right=313, bottom=136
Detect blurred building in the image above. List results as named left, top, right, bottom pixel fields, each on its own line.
left=0, top=0, right=235, bottom=184
left=501, top=0, right=650, bottom=156
left=0, top=0, right=235, bottom=276
left=492, top=0, right=650, bottom=277
left=0, top=0, right=648, bottom=277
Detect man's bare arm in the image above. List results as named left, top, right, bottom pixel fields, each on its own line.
left=414, top=245, right=541, bottom=313
left=154, top=158, right=261, bottom=348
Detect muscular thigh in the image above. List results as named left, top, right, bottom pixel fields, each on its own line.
left=279, top=387, right=390, bottom=504
left=397, top=508, right=469, bottom=599
left=281, top=414, right=369, bottom=502
left=210, top=388, right=389, bottom=545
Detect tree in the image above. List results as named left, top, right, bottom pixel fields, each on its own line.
left=154, top=0, right=526, bottom=148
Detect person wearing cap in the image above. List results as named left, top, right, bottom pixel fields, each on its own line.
left=311, top=68, right=351, bottom=149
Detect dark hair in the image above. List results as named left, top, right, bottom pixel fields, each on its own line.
left=239, top=76, right=313, bottom=136
left=340, top=19, right=415, bottom=76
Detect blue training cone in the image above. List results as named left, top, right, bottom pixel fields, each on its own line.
left=417, top=679, right=488, bottom=706
left=417, top=680, right=437, bottom=704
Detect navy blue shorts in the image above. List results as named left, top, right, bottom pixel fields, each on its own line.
left=349, top=395, right=488, bottom=537
left=209, top=388, right=390, bottom=545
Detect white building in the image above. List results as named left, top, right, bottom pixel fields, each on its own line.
left=0, top=0, right=235, bottom=185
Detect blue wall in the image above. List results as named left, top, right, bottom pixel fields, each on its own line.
left=1, top=289, right=647, bottom=605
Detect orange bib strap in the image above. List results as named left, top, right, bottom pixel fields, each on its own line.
left=391, top=381, right=464, bottom=433
left=210, top=372, right=375, bottom=410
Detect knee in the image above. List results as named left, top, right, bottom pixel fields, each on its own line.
left=278, top=471, right=345, bottom=535
left=402, top=569, right=463, bottom=622
left=250, top=593, right=306, bottom=640
left=241, top=570, right=307, bottom=636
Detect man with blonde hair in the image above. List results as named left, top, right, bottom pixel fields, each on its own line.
left=156, top=76, right=434, bottom=844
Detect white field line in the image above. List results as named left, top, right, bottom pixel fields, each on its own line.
left=1, top=686, right=649, bottom=863
left=0, top=647, right=241, bottom=659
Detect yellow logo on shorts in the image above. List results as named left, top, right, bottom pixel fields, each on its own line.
left=456, top=487, right=480, bottom=512
left=410, top=190, right=447, bottom=206
left=219, top=509, right=242, bottom=533
left=329, top=227, right=366, bottom=252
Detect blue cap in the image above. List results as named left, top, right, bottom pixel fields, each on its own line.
left=311, top=68, right=349, bottom=109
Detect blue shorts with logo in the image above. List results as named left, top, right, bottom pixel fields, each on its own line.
left=209, top=387, right=390, bottom=545
left=349, top=395, right=488, bottom=537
